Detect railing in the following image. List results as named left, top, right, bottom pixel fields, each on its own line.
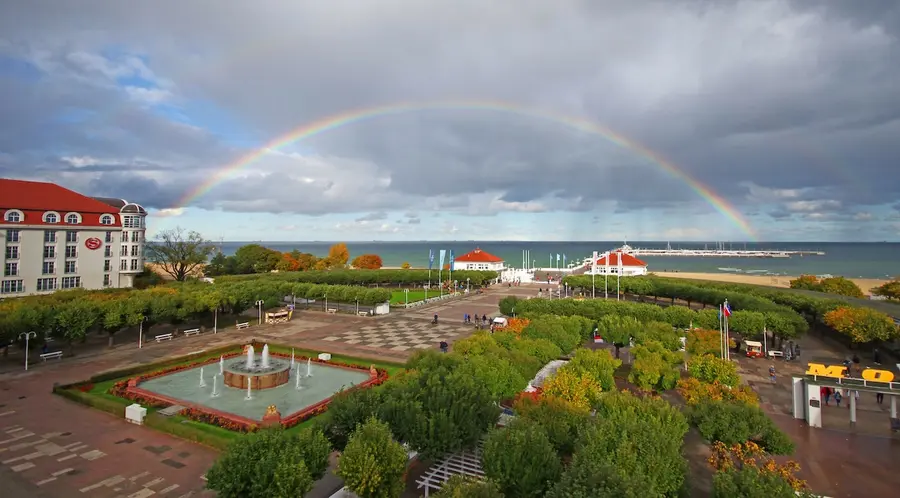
left=809, top=375, right=899, bottom=391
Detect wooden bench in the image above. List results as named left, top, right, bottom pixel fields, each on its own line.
left=40, top=351, right=63, bottom=361
left=768, top=350, right=784, bottom=358
left=183, top=328, right=201, bottom=337
left=326, top=308, right=338, bottom=314
left=358, top=311, right=368, bottom=316
left=236, top=322, right=250, bottom=330
left=154, top=333, right=174, bottom=343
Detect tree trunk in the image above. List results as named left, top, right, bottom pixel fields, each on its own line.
left=108, top=333, right=115, bottom=348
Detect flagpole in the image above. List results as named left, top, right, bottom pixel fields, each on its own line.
left=616, top=251, right=621, bottom=301
left=719, top=304, right=724, bottom=359
left=591, top=251, right=597, bottom=299
left=604, top=251, right=609, bottom=299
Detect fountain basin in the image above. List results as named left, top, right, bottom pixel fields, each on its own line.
left=222, top=358, right=291, bottom=390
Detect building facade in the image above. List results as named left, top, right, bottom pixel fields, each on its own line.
left=452, top=248, right=505, bottom=271
left=588, top=250, right=649, bottom=276
left=0, top=179, right=147, bottom=297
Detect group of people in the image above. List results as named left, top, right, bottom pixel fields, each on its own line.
left=464, top=313, right=489, bottom=327
left=818, top=352, right=887, bottom=407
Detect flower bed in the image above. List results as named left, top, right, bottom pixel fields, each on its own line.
left=107, top=347, right=389, bottom=432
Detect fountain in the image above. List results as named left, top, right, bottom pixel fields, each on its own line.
left=219, top=355, right=224, bottom=375
left=223, top=343, right=291, bottom=390
left=199, top=367, right=207, bottom=388
left=307, top=358, right=313, bottom=377
left=246, top=345, right=255, bottom=369
left=245, top=380, right=253, bottom=400
left=211, top=374, right=220, bottom=397
left=261, top=344, right=270, bottom=369
left=295, top=364, right=303, bottom=390
left=290, top=349, right=295, bottom=368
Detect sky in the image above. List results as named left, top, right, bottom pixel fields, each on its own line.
left=1, top=0, right=899, bottom=242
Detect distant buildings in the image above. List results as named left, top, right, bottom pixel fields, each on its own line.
left=588, top=250, right=648, bottom=276
left=452, top=247, right=505, bottom=271
left=0, top=179, right=148, bottom=297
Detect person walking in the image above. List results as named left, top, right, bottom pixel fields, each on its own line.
left=769, top=365, right=777, bottom=384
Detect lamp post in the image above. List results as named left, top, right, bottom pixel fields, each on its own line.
left=466, top=277, right=470, bottom=292
left=213, top=305, right=218, bottom=334
left=404, top=288, right=409, bottom=308
left=356, top=299, right=359, bottom=315
left=138, top=316, right=147, bottom=349
left=18, top=331, right=37, bottom=371
left=512, top=307, right=516, bottom=318
left=256, top=300, right=265, bottom=325
left=324, top=293, right=328, bottom=313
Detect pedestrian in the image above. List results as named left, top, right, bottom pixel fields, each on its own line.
left=876, top=391, right=884, bottom=404
left=834, top=390, right=843, bottom=407
left=822, top=387, right=831, bottom=406
left=769, top=365, right=776, bottom=384
left=873, top=348, right=881, bottom=365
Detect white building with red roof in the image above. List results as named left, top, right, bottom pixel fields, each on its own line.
left=452, top=247, right=505, bottom=271
left=589, top=249, right=649, bottom=276
left=1, top=179, right=148, bottom=296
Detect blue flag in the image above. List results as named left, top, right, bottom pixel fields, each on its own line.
left=439, top=250, right=446, bottom=268
left=428, top=249, right=434, bottom=270
left=448, top=249, right=455, bottom=270
left=556, top=253, right=560, bottom=262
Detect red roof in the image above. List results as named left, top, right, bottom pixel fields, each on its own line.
left=1, top=179, right=122, bottom=227
left=596, top=251, right=647, bottom=267
left=455, top=247, right=503, bottom=263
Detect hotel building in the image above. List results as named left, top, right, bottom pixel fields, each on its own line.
left=0, top=179, right=148, bottom=297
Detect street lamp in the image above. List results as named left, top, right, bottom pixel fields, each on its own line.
left=324, top=293, right=328, bottom=313
left=466, top=278, right=470, bottom=292
left=138, top=316, right=147, bottom=349
left=256, top=300, right=265, bottom=325
left=213, top=304, right=218, bottom=334
left=356, top=299, right=359, bottom=315
left=18, top=331, right=37, bottom=371
left=404, top=288, right=409, bottom=308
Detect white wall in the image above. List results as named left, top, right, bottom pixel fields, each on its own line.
left=453, top=261, right=505, bottom=271
left=587, top=266, right=647, bottom=276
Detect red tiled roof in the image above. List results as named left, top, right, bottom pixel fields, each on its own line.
left=0, top=179, right=122, bottom=226
left=596, top=251, right=647, bottom=267
left=455, top=247, right=504, bottom=263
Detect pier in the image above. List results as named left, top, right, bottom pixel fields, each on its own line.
left=625, top=248, right=824, bottom=258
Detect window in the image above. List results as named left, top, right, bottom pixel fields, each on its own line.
left=100, top=214, right=114, bottom=225
left=5, top=246, right=18, bottom=259
left=64, top=261, right=76, bottom=274
left=3, top=210, right=22, bottom=223
left=65, top=245, right=77, bottom=258
left=65, top=213, right=80, bottom=224
left=131, top=231, right=141, bottom=242
left=42, top=261, right=55, bottom=274
left=66, top=230, right=78, bottom=242
left=43, top=245, right=55, bottom=258
left=131, top=245, right=139, bottom=257
left=105, top=231, right=113, bottom=243
left=4, top=262, right=17, bottom=277
left=43, top=212, right=59, bottom=223
left=5, top=229, right=19, bottom=242
left=104, top=246, right=112, bottom=257
left=44, top=230, right=57, bottom=243
left=120, top=259, right=127, bottom=271
left=123, top=216, right=136, bottom=228
left=61, top=276, right=81, bottom=289
left=104, top=260, right=111, bottom=271
left=36, top=278, right=57, bottom=291
left=121, top=245, right=128, bottom=256
left=130, top=258, right=139, bottom=271
left=103, top=274, right=110, bottom=287
left=1, top=280, right=23, bottom=294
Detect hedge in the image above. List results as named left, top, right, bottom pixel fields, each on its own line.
left=214, top=269, right=499, bottom=287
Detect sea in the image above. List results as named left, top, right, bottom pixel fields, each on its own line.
left=212, top=241, right=900, bottom=279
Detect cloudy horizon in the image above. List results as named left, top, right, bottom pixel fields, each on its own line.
left=1, top=0, right=899, bottom=242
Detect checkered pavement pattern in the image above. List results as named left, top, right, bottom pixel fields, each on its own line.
left=319, top=321, right=465, bottom=352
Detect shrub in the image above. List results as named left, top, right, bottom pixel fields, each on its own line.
left=564, top=348, right=621, bottom=391
left=688, top=354, right=740, bottom=387
left=513, top=395, right=592, bottom=455
left=542, top=368, right=602, bottom=411
left=690, top=401, right=794, bottom=455
left=676, top=378, right=758, bottom=407
left=455, top=353, right=527, bottom=401
left=319, top=387, right=383, bottom=451
left=206, top=427, right=331, bottom=498
left=686, top=328, right=722, bottom=357
left=709, top=441, right=809, bottom=495
left=433, top=475, right=503, bottom=498
left=337, top=417, right=408, bottom=498
left=482, top=420, right=563, bottom=498
left=628, top=341, right=683, bottom=392
left=546, top=455, right=653, bottom=498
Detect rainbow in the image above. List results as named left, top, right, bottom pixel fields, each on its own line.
left=176, top=100, right=757, bottom=240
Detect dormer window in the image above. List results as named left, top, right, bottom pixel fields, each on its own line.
left=100, top=214, right=115, bottom=225
left=43, top=212, right=60, bottom=223
left=65, top=212, right=81, bottom=224
left=3, top=210, right=23, bottom=223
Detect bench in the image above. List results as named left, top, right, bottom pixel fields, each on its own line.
left=154, top=333, right=174, bottom=343
left=768, top=350, right=784, bottom=358
left=358, top=311, right=368, bottom=316
left=236, top=322, right=250, bottom=330
left=45, top=336, right=55, bottom=343
left=40, top=351, right=63, bottom=361
left=326, top=308, right=338, bottom=314
left=183, top=328, right=201, bottom=337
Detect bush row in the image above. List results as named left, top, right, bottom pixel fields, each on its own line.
left=214, top=268, right=499, bottom=286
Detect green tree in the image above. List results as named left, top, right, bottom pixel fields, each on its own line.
left=823, top=306, right=899, bottom=344
left=482, top=421, right=563, bottom=498
left=337, top=417, right=408, bottom=498
left=690, top=401, right=794, bottom=455
left=871, top=278, right=900, bottom=301
left=547, top=457, right=653, bottom=498
left=233, top=244, right=282, bottom=274
left=433, top=475, right=503, bottom=498
left=562, top=348, right=620, bottom=391
left=53, top=299, right=101, bottom=353
left=713, top=466, right=809, bottom=498
left=319, top=387, right=383, bottom=451
left=206, top=428, right=331, bottom=498
left=145, top=227, right=214, bottom=281
left=688, top=354, right=740, bottom=387
left=818, top=277, right=864, bottom=298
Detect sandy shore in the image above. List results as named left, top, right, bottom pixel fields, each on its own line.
left=654, top=272, right=888, bottom=296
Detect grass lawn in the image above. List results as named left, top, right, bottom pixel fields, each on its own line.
left=390, top=289, right=444, bottom=304
left=61, top=344, right=404, bottom=449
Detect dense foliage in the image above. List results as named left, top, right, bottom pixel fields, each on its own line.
left=432, top=476, right=503, bottom=498
left=687, top=354, right=740, bottom=387
left=709, top=441, right=811, bottom=497
left=789, top=275, right=864, bottom=298
left=628, top=340, right=684, bottom=392
left=337, top=417, right=408, bottom=498
left=482, top=420, right=563, bottom=498
left=691, top=400, right=795, bottom=455
left=871, top=278, right=900, bottom=301
left=823, top=306, right=899, bottom=343
left=216, top=268, right=498, bottom=286
left=351, top=254, right=384, bottom=269
left=205, top=428, right=331, bottom=498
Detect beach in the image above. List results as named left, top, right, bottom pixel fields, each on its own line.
left=653, top=271, right=888, bottom=296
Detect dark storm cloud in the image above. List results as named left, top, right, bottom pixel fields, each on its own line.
left=0, top=0, right=898, bottom=232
